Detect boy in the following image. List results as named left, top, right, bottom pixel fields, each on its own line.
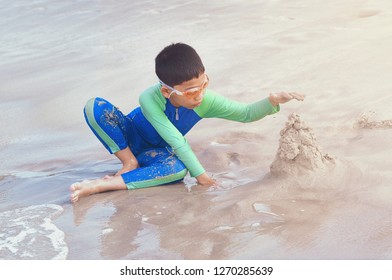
left=70, top=43, right=304, bottom=203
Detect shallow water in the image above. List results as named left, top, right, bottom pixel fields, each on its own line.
left=1, top=0, right=392, bottom=259
left=0, top=204, right=67, bottom=259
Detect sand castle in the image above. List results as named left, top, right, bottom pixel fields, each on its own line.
left=270, top=113, right=335, bottom=176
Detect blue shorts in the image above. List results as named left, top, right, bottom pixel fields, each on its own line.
left=83, top=97, right=187, bottom=189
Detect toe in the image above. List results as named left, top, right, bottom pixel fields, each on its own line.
left=70, top=182, right=81, bottom=191
left=70, top=191, right=79, bottom=203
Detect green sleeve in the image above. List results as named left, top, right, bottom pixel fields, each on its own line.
left=195, top=90, right=280, bottom=121
left=139, top=85, right=205, bottom=177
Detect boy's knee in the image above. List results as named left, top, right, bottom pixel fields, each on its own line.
left=166, top=165, right=188, bottom=185
left=84, top=97, right=109, bottom=111
left=84, top=97, right=113, bottom=120
left=178, top=168, right=188, bottom=179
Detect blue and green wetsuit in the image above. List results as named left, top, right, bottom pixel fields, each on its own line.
left=84, top=84, right=279, bottom=189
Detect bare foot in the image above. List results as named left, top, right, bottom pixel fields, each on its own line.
left=70, top=176, right=127, bottom=203
left=70, top=179, right=100, bottom=203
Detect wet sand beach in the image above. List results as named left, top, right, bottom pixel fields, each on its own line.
left=1, top=0, right=392, bottom=259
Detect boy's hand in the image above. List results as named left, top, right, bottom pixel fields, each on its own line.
left=268, top=92, right=305, bottom=107
left=196, top=172, right=216, bottom=186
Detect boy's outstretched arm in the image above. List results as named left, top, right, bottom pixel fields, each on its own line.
left=268, top=92, right=305, bottom=107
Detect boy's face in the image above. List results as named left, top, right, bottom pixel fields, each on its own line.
left=160, top=73, right=208, bottom=109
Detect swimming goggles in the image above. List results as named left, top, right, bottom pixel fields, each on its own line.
left=159, top=75, right=209, bottom=99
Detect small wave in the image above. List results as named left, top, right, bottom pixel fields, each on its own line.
left=0, top=204, right=68, bottom=260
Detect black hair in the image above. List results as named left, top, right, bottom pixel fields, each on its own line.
left=155, top=43, right=205, bottom=87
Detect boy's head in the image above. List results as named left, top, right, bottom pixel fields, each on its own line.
left=155, top=43, right=205, bottom=87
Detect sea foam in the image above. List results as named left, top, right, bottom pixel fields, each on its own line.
left=0, top=204, right=68, bottom=260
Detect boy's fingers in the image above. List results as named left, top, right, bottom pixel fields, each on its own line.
left=290, top=92, right=305, bottom=101
left=270, top=92, right=305, bottom=103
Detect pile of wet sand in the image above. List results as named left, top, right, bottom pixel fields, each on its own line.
left=270, top=113, right=335, bottom=176
left=357, top=111, right=392, bottom=129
